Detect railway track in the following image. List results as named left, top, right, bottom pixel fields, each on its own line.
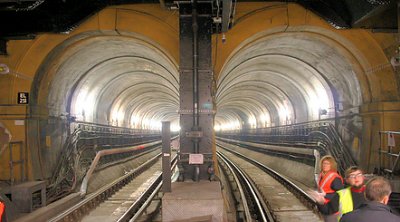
left=218, top=143, right=322, bottom=221
left=49, top=151, right=177, bottom=222
left=218, top=151, right=274, bottom=221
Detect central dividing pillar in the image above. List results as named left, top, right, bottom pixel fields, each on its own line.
left=178, top=1, right=214, bottom=181
left=162, top=1, right=225, bottom=221
left=162, top=181, right=224, bottom=222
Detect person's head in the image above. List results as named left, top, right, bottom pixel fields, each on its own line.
left=345, top=166, right=365, bottom=188
left=365, top=176, right=392, bottom=205
left=320, top=155, right=337, bottom=173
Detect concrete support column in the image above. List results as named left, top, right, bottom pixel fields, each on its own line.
left=162, top=121, right=171, bottom=192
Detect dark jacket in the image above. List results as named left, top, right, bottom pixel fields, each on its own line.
left=316, top=178, right=344, bottom=215
left=340, top=201, right=400, bottom=222
left=318, top=186, right=366, bottom=215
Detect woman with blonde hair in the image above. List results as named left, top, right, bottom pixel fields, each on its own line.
left=317, top=155, right=344, bottom=222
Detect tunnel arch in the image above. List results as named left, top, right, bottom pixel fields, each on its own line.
left=214, top=3, right=398, bottom=134
left=216, top=31, right=359, bottom=129
left=26, top=30, right=179, bottom=178
left=214, top=10, right=400, bottom=132
left=1, top=3, right=398, bottom=180
left=31, top=31, right=179, bottom=129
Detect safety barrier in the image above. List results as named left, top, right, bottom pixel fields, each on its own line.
left=217, top=121, right=356, bottom=175
left=47, top=122, right=164, bottom=202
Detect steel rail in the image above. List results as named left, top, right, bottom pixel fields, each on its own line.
left=216, top=138, right=322, bottom=188
left=218, top=151, right=274, bottom=222
left=48, top=153, right=162, bottom=222
left=217, top=152, right=253, bottom=221
left=119, top=155, right=178, bottom=222
left=218, top=144, right=319, bottom=212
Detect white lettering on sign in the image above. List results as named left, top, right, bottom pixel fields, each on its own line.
left=189, top=154, right=204, bottom=164
left=17, top=92, right=29, bottom=104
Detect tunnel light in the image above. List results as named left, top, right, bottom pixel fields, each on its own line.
left=213, top=120, right=241, bottom=131
left=279, top=107, right=289, bottom=119
left=0, top=64, right=9, bottom=75
left=117, top=111, right=124, bottom=122
left=141, top=118, right=161, bottom=130
left=248, top=116, right=257, bottom=127
left=110, top=109, right=125, bottom=126
left=309, top=91, right=330, bottom=119
left=130, top=115, right=139, bottom=127
left=0, top=64, right=33, bottom=80
left=150, top=120, right=161, bottom=130
left=279, top=105, right=292, bottom=125
left=259, top=114, right=267, bottom=122
left=142, top=118, right=150, bottom=128
left=235, top=121, right=241, bottom=129
left=259, top=114, right=270, bottom=127
left=171, top=124, right=181, bottom=132
left=74, top=89, right=95, bottom=121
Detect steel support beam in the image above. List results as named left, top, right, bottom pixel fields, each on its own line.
left=221, top=0, right=233, bottom=32
left=178, top=1, right=214, bottom=182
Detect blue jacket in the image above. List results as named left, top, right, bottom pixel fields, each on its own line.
left=340, top=201, right=399, bottom=222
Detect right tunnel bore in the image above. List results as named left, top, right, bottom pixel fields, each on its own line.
left=214, top=23, right=398, bottom=172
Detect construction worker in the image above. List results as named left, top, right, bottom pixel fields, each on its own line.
left=340, top=176, right=399, bottom=222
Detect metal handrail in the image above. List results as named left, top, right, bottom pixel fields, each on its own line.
left=79, top=141, right=162, bottom=196
left=217, top=121, right=356, bottom=175
left=47, top=124, right=162, bottom=202
left=72, top=121, right=161, bottom=136
left=48, top=153, right=164, bottom=222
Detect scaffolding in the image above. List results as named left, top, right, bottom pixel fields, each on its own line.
left=378, top=131, right=400, bottom=176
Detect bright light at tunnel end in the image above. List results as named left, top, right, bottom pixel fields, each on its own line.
left=171, top=124, right=181, bottom=132
left=214, top=121, right=241, bottom=131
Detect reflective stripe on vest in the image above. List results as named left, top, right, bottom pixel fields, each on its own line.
left=319, top=171, right=342, bottom=194
left=0, top=201, right=5, bottom=222
left=337, top=187, right=353, bottom=221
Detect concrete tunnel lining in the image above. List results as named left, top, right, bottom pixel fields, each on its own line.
left=38, top=32, right=179, bottom=130
left=220, top=80, right=305, bottom=117
left=2, top=3, right=398, bottom=205
left=215, top=31, right=363, bottom=130
left=36, top=26, right=364, bottom=133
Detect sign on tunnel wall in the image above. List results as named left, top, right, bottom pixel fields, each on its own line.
left=17, top=92, right=29, bottom=104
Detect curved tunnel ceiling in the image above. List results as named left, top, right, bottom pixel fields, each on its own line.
left=32, top=23, right=366, bottom=133
left=40, top=31, right=180, bottom=131
left=215, top=30, right=362, bottom=130
left=38, top=28, right=364, bottom=132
